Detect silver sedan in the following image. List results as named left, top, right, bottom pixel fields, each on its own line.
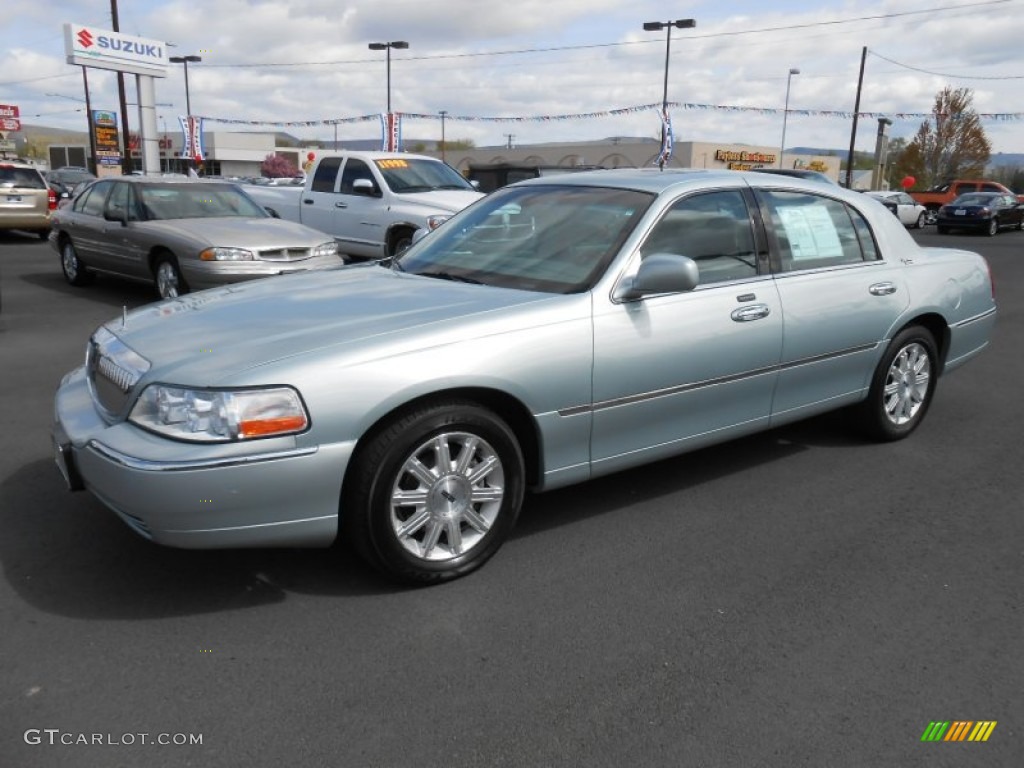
left=53, top=169, right=996, bottom=583
left=49, top=177, right=342, bottom=299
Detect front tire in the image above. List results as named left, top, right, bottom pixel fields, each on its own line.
left=153, top=254, right=188, bottom=299
left=343, top=400, right=525, bottom=583
left=858, top=326, right=938, bottom=442
left=61, top=240, right=93, bottom=286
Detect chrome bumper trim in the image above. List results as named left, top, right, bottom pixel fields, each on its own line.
left=86, top=441, right=319, bottom=472
left=951, top=306, right=997, bottom=329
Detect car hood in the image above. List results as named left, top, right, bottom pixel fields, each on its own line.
left=391, top=189, right=484, bottom=214
left=104, top=264, right=556, bottom=384
left=140, top=216, right=332, bottom=247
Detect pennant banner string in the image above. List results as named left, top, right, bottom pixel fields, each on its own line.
left=195, top=102, right=1024, bottom=127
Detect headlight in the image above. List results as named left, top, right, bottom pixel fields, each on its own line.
left=313, top=241, right=339, bottom=258
left=426, top=214, right=450, bottom=231
left=129, top=385, right=309, bottom=442
left=199, top=247, right=255, bottom=261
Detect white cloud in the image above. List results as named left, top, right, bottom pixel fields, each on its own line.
left=2, top=0, right=1021, bottom=154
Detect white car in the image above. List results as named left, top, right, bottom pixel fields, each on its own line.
left=865, top=191, right=928, bottom=229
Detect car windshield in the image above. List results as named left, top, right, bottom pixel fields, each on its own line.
left=396, top=184, right=654, bottom=294
left=138, top=183, right=268, bottom=220
left=375, top=158, right=475, bottom=193
left=951, top=193, right=997, bottom=206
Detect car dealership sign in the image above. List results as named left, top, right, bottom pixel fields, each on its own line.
left=63, top=23, right=168, bottom=77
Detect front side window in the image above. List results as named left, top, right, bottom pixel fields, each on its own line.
left=758, top=190, right=878, bottom=271
left=340, top=159, right=378, bottom=195
left=639, top=189, right=759, bottom=285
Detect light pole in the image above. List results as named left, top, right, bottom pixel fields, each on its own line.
left=368, top=41, right=409, bottom=114
left=439, top=110, right=448, bottom=162
left=643, top=18, right=696, bottom=170
left=170, top=54, right=201, bottom=171
left=169, top=55, right=201, bottom=118
left=779, top=68, right=800, bottom=168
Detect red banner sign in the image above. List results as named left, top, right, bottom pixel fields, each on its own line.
left=0, top=104, right=19, bottom=118
left=0, top=117, right=21, bottom=131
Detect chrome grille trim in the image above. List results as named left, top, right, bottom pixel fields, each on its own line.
left=257, top=247, right=313, bottom=262
left=86, top=327, right=151, bottom=418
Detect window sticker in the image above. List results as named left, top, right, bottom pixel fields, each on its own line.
left=376, top=159, right=409, bottom=169
left=777, top=204, right=843, bottom=260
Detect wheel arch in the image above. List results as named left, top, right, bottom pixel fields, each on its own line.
left=344, top=386, right=543, bottom=494
left=384, top=222, right=419, bottom=255
left=893, top=313, right=950, bottom=373
left=147, top=245, right=178, bottom=274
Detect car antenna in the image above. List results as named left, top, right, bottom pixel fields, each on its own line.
left=122, top=305, right=128, bottom=329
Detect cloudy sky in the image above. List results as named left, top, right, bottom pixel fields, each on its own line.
left=3, top=0, right=1022, bottom=156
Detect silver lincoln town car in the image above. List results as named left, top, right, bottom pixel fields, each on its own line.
left=53, top=169, right=997, bottom=583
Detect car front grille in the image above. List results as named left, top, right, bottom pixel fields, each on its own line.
left=87, top=327, right=151, bottom=418
left=256, top=247, right=313, bottom=262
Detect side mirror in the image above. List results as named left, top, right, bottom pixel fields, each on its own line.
left=265, top=206, right=281, bottom=219
left=614, top=253, right=699, bottom=301
left=104, top=207, right=129, bottom=226
left=352, top=178, right=379, bottom=197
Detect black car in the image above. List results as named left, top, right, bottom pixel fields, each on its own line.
left=936, top=192, right=1024, bottom=235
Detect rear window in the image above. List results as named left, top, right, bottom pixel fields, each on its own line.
left=0, top=166, right=46, bottom=189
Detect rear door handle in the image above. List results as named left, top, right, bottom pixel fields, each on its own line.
left=869, top=282, right=897, bottom=296
left=730, top=304, right=771, bottom=322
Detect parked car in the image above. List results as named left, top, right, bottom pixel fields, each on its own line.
left=244, top=151, right=483, bottom=259
left=750, top=168, right=838, bottom=185
left=864, top=190, right=928, bottom=229
left=50, top=177, right=343, bottom=299
left=1, top=160, right=57, bottom=239
left=53, top=170, right=996, bottom=583
left=46, top=166, right=96, bottom=196
left=935, top=192, right=1024, bottom=235
left=910, top=179, right=1021, bottom=223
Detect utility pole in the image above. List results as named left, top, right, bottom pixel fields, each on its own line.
left=504, top=133, right=515, bottom=150
left=845, top=46, right=867, bottom=189
left=110, top=0, right=132, bottom=171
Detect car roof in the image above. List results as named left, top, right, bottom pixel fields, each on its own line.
left=510, top=167, right=861, bottom=200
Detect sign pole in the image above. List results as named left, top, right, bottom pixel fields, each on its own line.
left=82, top=66, right=98, bottom=174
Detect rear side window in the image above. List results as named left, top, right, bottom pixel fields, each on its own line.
left=758, top=190, right=879, bottom=271
left=78, top=181, right=113, bottom=217
left=0, top=166, right=45, bottom=189
left=310, top=157, right=342, bottom=193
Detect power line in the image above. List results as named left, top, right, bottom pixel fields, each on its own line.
left=868, top=49, right=1024, bottom=80
left=197, top=0, right=1015, bottom=70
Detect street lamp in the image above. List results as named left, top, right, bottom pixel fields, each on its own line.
left=367, top=41, right=409, bottom=114
left=169, top=55, right=201, bottom=117
left=169, top=55, right=201, bottom=171
left=779, top=68, right=800, bottom=168
left=439, top=110, right=448, bottom=162
left=643, top=18, right=696, bottom=170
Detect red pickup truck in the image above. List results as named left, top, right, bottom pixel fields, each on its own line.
left=911, top=179, right=1024, bottom=223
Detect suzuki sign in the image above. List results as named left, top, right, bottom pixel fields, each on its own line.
left=63, top=23, right=169, bottom=77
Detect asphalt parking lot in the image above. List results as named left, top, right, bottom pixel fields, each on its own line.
left=1, top=226, right=1022, bottom=767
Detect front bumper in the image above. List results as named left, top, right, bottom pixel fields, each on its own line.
left=181, top=255, right=345, bottom=291
left=53, top=365, right=353, bottom=549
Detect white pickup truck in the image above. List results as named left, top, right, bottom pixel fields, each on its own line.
left=244, top=151, right=483, bottom=259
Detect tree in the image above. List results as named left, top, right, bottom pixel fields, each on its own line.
left=906, top=86, right=990, bottom=188
left=439, top=138, right=475, bottom=152
left=260, top=153, right=299, bottom=178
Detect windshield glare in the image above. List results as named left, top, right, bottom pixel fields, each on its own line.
left=139, top=184, right=269, bottom=220
left=376, top=158, right=475, bottom=193
left=396, top=185, right=654, bottom=293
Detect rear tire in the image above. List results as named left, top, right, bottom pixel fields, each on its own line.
left=914, top=212, right=926, bottom=229
left=986, top=218, right=999, bottom=236
left=342, top=399, right=525, bottom=584
left=857, top=325, right=938, bottom=442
